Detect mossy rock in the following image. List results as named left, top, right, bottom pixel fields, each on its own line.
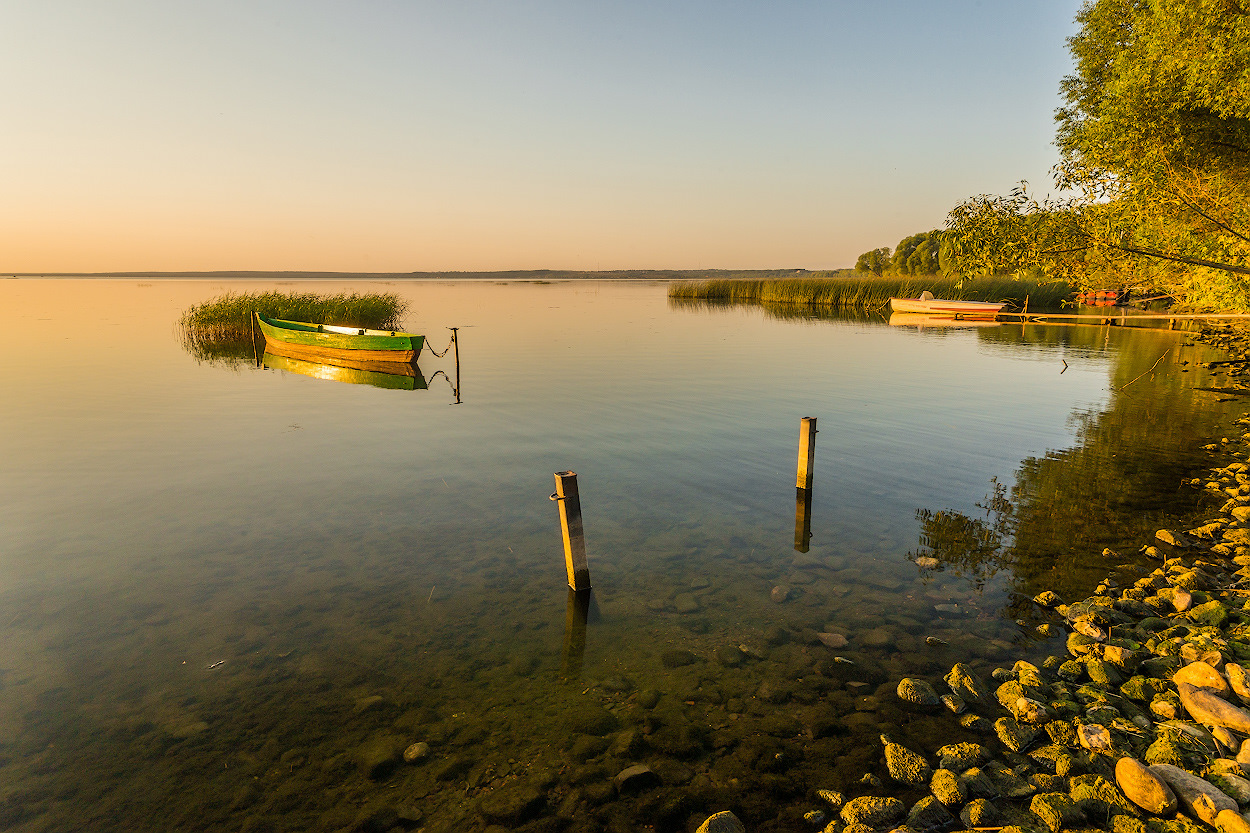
left=840, top=796, right=905, bottom=827
left=936, top=742, right=988, bottom=771
left=930, top=768, right=967, bottom=806
left=1120, top=676, right=1170, bottom=702
left=996, top=717, right=1040, bottom=753
left=1188, top=600, right=1230, bottom=628
left=1069, top=773, right=1141, bottom=819
left=1045, top=719, right=1077, bottom=747
left=1029, top=792, right=1084, bottom=833
left=1143, top=737, right=1187, bottom=767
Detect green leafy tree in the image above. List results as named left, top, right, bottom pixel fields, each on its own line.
left=855, top=247, right=891, bottom=276
left=946, top=0, right=1250, bottom=306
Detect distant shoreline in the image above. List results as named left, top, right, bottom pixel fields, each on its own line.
left=3, top=268, right=839, bottom=281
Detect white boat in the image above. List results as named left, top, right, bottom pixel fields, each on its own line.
left=888, top=290, right=1004, bottom=318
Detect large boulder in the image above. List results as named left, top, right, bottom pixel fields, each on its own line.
left=1115, top=757, right=1177, bottom=815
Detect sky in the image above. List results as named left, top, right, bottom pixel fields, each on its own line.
left=0, top=1, right=1084, bottom=273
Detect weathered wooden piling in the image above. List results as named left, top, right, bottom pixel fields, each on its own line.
left=562, top=588, right=592, bottom=678
left=796, top=417, right=817, bottom=490
left=551, top=471, right=591, bottom=591
left=794, top=487, right=813, bottom=553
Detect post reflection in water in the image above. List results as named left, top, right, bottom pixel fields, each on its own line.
left=561, top=588, right=598, bottom=680
left=794, top=487, right=813, bottom=552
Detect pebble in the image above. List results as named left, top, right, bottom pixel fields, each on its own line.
left=402, top=742, right=430, bottom=763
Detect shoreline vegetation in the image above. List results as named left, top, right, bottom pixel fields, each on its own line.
left=179, top=290, right=408, bottom=360
left=667, top=275, right=1074, bottom=312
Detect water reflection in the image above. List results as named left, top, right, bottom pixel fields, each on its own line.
left=561, top=588, right=598, bottom=680
left=888, top=312, right=1001, bottom=329
left=794, top=487, right=813, bottom=552
left=263, top=351, right=429, bottom=390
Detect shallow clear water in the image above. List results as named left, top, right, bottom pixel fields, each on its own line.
left=0, top=279, right=1237, bottom=832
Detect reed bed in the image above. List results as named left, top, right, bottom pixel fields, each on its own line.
left=667, top=275, right=1074, bottom=310
left=179, top=290, right=408, bottom=363
left=181, top=290, right=407, bottom=342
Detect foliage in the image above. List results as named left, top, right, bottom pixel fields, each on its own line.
left=667, top=274, right=1072, bottom=310
left=855, top=247, right=892, bottom=276
left=180, top=290, right=408, bottom=362
left=945, top=0, right=1250, bottom=308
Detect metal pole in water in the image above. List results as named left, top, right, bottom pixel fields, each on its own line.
left=794, top=486, right=813, bottom=553
left=795, top=417, right=817, bottom=491
left=551, top=471, right=591, bottom=591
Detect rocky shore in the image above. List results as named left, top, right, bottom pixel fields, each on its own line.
left=686, top=324, right=1250, bottom=833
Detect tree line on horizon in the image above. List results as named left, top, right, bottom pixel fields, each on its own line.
left=858, top=0, right=1249, bottom=308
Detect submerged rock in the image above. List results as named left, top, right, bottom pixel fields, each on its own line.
left=841, top=796, right=905, bottom=827
left=896, top=678, right=941, bottom=708
left=695, top=810, right=745, bottom=833
left=944, top=663, right=988, bottom=701
left=882, top=735, right=931, bottom=786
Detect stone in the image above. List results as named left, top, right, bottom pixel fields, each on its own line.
left=817, top=789, right=845, bottom=810
left=959, top=767, right=999, bottom=799
left=1148, top=764, right=1238, bottom=825
left=569, top=705, right=620, bottom=735
left=1078, top=722, right=1114, bottom=752
left=1157, top=530, right=1192, bottom=548
left=897, top=678, right=942, bottom=708
left=1216, top=809, right=1250, bottom=833
left=354, top=735, right=402, bottom=780
left=770, top=585, right=791, bottom=603
left=674, top=593, right=701, bottom=613
left=1035, top=591, right=1063, bottom=607
left=614, top=764, right=660, bottom=794
left=960, top=799, right=998, bottom=827
left=818, top=632, right=849, bottom=649
left=1115, top=756, right=1178, bottom=815
left=660, top=649, right=696, bottom=669
left=930, top=768, right=966, bottom=806
left=906, top=796, right=954, bottom=831
left=479, top=783, right=544, bottom=825
left=1229, top=663, right=1250, bottom=704
left=882, top=735, right=931, bottom=786
left=715, top=645, right=744, bottom=667
left=1017, top=697, right=1050, bottom=724
left=841, top=796, right=906, bottom=827
left=1190, top=600, right=1231, bottom=628
left=941, top=694, right=965, bottom=714
left=402, top=742, right=430, bottom=763
left=1178, top=682, right=1250, bottom=733
left=1174, top=662, right=1231, bottom=697
left=1071, top=773, right=1143, bottom=820
left=944, top=663, right=988, bottom=701
left=996, top=717, right=1039, bottom=752
left=695, top=810, right=746, bottom=833
left=1209, top=771, right=1250, bottom=804
left=936, top=742, right=988, bottom=771
left=1030, top=791, right=1085, bottom=833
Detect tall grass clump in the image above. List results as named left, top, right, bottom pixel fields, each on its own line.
left=668, top=275, right=1073, bottom=311
left=180, top=290, right=408, bottom=362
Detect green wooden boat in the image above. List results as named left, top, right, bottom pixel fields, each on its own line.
left=255, top=313, right=425, bottom=364
left=263, top=352, right=428, bottom=391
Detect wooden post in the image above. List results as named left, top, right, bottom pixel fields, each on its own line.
left=794, top=486, right=813, bottom=553
left=551, top=471, right=591, bottom=590
left=796, top=417, right=817, bottom=490
left=562, top=588, right=592, bottom=679
left=451, top=328, right=461, bottom=404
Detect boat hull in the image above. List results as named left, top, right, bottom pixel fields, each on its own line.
left=888, top=297, right=1004, bottom=317
left=256, top=315, right=424, bottom=363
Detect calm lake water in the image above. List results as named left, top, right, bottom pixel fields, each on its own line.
left=0, top=279, right=1238, bottom=832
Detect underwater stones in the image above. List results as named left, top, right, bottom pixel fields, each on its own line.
left=1178, top=682, right=1250, bottom=734
left=354, top=735, right=403, bottom=780
left=882, top=735, right=931, bottom=786
left=944, top=663, right=989, bottom=701
left=1174, top=661, right=1231, bottom=696
left=941, top=693, right=966, bottom=714
left=478, top=782, right=545, bottom=826
left=403, top=742, right=431, bottom=763
left=770, top=585, right=792, bottom=603
left=897, top=678, right=941, bottom=708
left=930, top=768, right=966, bottom=806
left=568, top=705, right=620, bottom=736
left=996, top=717, right=1040, bottom=753
left=1030, top=792, right=1085, bottom=833
left=613, top=764, right=660, bottom=795
left=1148, top=764, right=1238, bottom=824
left=817, top=790, right=845, bottom=810
left=841, top=796, right=905, bottom=827
left=818, top=632, right=849, bottom=649
left=906, top=795, right=955, bottom=832
left=714, top=645, right=744, bottom=667
left=1116, top=757, right=1178, bottom=815
left=1035, top=591, right=1063, bottom=608
left=1157, top=530, right=1193, bottom=548
left=959, top=713, right=994, bottom=734
left=695, top=810, right=745, bottom=833
left=660, top=649, right=696, bottom=669
left=960, top=798, right=999, bottom=827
